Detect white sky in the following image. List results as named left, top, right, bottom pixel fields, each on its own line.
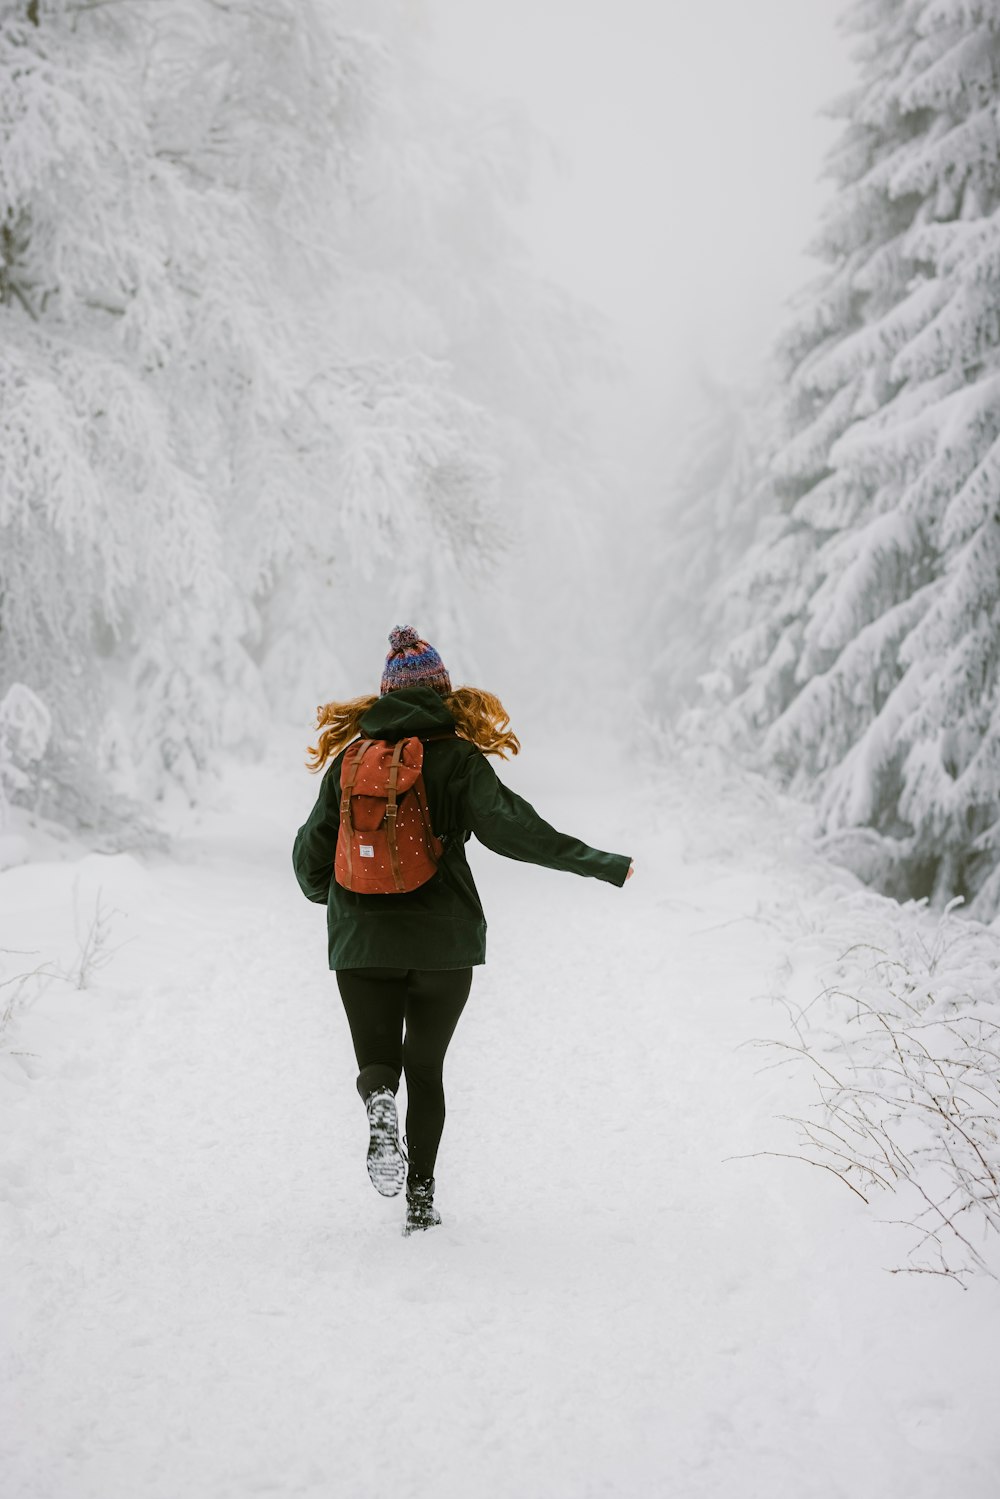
left=423, top=0, right=856, bottom=456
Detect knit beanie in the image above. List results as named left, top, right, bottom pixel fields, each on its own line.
left=380, top=625, right=452, bottom=696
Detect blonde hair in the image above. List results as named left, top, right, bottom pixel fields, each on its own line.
left=306, top=685, right=520, bottom=771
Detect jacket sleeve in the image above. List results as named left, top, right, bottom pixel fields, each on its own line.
left=292, top=763, right=341, bottom=904
left=459, top=752, right=631, bottom=887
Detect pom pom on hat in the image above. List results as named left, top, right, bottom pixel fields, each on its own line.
left=388, top=625, right=421, bottom=653
left=381, top=624, right=452, bottom=696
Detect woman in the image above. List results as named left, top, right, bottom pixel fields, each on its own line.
left=292, top=625, right=633, bottom=1236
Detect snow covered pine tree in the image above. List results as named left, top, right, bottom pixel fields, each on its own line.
left=685, top=0, right=1000, bottom=915
left=0, top=0, right=597, bottom=828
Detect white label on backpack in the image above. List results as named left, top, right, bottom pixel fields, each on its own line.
left=359, top=844, right=375, bottom=858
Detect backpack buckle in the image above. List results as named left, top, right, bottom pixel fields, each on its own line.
left=384, top=804, right=398, bottom=819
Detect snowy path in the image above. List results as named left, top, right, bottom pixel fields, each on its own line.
left=3, top=737, right=999, bottom=1499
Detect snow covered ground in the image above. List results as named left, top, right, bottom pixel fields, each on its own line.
left=2, top=730, right=999, bottom=1499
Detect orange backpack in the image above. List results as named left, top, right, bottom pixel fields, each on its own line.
left=334, top=736, right=446, bottom=894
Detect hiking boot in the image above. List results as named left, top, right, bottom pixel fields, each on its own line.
left=403, top=1173, right=442, bottom=1236
left=365, top=1087, right=406, bottom=1197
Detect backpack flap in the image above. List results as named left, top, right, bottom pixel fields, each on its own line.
left=348, top=740, right=424, bottom=798
left=335, top=736, right=443, bottom=894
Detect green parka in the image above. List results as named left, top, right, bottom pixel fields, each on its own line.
left=292, top=686, right=631, bottom=970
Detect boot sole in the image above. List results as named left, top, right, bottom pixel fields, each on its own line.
left=366, top=1093, right=406, bottom=1198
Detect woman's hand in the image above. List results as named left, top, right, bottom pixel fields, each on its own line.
left=625, top=861, right=634, bottom=881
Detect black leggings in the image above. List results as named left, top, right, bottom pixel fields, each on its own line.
left=335, top=966, right=473, bottom=1180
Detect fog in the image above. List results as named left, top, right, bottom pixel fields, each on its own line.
left=425, top=0, right=855, bottom=464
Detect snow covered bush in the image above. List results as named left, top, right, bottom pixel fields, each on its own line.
left=0, top=683, right=50, bottom=825
left=0, top=0, right=601, bottom=823
left=649, top=724, right=1000, bottom=1282
left=763, top=897, right=1000, bottom=1283
left=662, top=0, right=1000, bottom=916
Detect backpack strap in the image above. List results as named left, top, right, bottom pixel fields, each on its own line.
left=340, top=740, right=369, bottom=816
left=340, top=740, right=370, bottom=890
left=384, top=739, right=407, bottom=893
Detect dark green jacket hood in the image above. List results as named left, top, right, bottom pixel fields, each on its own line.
left=358, top=687, right=455, bottom=741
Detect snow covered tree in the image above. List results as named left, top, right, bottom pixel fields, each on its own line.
left=0, top=0, right=601, bottom=830
left=680, top=0, right=1000, bottom=914
left=0, top=682, right=49, bottom=827
left=0, top=0, right=343, bottom=812
left=644, top=374, right=777, bottom=720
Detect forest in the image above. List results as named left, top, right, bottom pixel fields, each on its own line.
left=0, top=0, right=601, bottom=837
left=655, top=0, right=1000, bottom=919
left=2, top=6, right=1000, bottom=1494
left=4, top=0, right=1000, bottom=929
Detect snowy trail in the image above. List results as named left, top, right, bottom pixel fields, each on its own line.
left=3, top=738, right=999, bottom=1499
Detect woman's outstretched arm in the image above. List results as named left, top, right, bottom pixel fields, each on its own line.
left=458, top=752, right=631, bottom=887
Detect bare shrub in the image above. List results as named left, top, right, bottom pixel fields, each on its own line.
left=0, top=888, right=127, bottom=1069
left=751, top=904, right=1000, bottom=1284
left=0, top=950, right=59, bottom=1048
left=66, top=883, right=126, bottom=991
